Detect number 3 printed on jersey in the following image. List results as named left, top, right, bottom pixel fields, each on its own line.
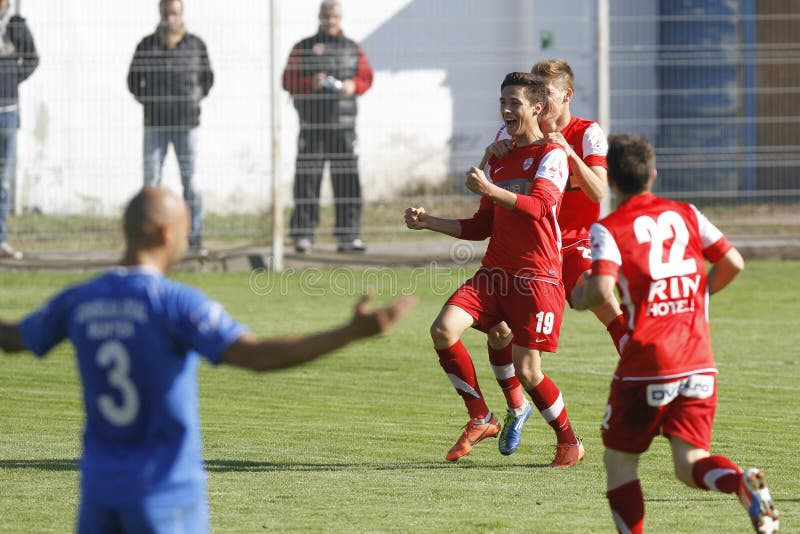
left=633, top=211, right=697, bottom=279
left=96, top=340, right=140, bottom=426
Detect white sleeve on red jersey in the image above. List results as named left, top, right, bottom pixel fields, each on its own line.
left=535, top=147, right=569, bottom=192
left=689, top=204, right=724, bottom=248
left=582, top=122, right=608, bottom=158
left=589, top=222, right=622, bottom=266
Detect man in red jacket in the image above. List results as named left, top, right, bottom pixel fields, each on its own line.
left=283, top=0, right=374, bottom=254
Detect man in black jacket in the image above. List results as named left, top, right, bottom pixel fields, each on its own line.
left=0, top=0, right=37, bottom=260
left=127, top=0, right=213, bottom=254
left=283, top=0, right=373, bottom=254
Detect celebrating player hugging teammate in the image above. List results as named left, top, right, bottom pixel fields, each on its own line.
left=405, top=71, right=584, bottom=467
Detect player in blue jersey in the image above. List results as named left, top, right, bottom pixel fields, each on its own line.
left=0, top=186, right=415, bottom=534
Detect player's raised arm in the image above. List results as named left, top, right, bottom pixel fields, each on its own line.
left=0, top=319, right=26, bottom=353
left=404, top=206, right=463, bottom=238
left=221, top=294, right=416, bottom=372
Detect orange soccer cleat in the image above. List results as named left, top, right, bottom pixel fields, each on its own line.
left=445, top=414, right=501, bottom=461
left=550, top=436, right=586, bottom=468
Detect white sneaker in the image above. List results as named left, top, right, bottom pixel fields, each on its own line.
left=337, top=238, right=366, bottom=253
left=0, top=241, right=23, bottom=260
left=294, top=237, right=313, bottom=254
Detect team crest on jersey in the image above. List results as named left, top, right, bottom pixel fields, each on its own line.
left=312, top=43, right=326, bottom=55
left=523, top=158, right=534, bottom=171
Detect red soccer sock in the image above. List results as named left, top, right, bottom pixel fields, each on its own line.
left=527, top=375, right=576, bottom=444
left=607, top=479, right=644, bottom=534
left=691, top=455, right=743, bottom=493
left=606, top=314, right=631, bottom=356
left=487, top=343, right=525, bottom=410
left=436, top=340, right=489, bottom=420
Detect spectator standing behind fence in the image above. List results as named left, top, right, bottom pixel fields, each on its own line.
left=127, top=0, right=213, bottom=255
left=283, top=0, right=373, bottom=254
left=0, top=0, right=37, bottom=260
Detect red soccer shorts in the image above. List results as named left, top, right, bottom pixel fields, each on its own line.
left=446, top=267, right=565, bottom=351
left=601, top=373, right=718, bottom=453
left=562, top=238, right=593, bottom=308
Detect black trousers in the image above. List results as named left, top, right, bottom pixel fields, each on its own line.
left=289, top=127, right=362, bottom=241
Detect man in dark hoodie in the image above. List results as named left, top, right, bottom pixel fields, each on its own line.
left=127, top=0, right=214, bottom=255
left=0, top=0, right=38, bottom=260
left=283, top=0, right=373, bottom=254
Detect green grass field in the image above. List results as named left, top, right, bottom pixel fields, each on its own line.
left=1, top=261, right=797, bottom=533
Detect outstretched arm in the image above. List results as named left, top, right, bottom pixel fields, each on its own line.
left=0, top=319, right=26, bottom=354
left=220, top=294, right=416, bottom=372
left=405, top=200, right=493, bottom=241
left=405, top=207, right=462, bottom=238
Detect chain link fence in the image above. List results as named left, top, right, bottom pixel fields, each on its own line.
left=3, top=0, right=798, bottom=258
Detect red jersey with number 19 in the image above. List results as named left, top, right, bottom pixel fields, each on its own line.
left=459, top=142, right=568, bottom=278
left=589, top=193, right=733, bottom=380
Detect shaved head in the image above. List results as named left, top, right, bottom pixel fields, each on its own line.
left=124, top=187, right=189, bottom=261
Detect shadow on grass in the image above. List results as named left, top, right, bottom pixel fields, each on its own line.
left=0, top=458, right=78, bottom=471
left=203, top=459, right=553, bottom=472
left=0, top=458, right=560, bottom=473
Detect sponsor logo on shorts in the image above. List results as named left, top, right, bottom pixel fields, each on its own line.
left=646, top=374, right=715, bottom=407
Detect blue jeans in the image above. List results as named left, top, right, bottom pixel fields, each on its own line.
left=0, top=109, right=18, bottom=244
left=143, top=126, right=203, bottom=245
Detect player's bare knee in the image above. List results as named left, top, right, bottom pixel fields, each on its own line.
left=429, top=321, right=456, bottom=348
left=514, top=367, right=543, bottom=390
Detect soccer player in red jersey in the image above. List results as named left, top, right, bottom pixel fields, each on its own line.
left=479, top=59, right=628, bottom=462
left=406, top=72, right=584, bottom=466
left=571, top=134, right=779, bottom=534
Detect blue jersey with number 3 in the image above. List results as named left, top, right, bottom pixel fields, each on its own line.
left=19, top=267, right=248, bottom=506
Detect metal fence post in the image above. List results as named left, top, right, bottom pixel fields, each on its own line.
left=597, top=0, right=611, bottom=216
left=270, top=0, right=284, bottom=272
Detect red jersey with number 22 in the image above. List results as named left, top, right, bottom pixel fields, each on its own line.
left=460, top=142, right=568, bottom=279
left=589, top=193, right=733, bottom=380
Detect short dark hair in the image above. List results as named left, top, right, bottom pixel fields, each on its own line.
left=606, top=134, right=656, bottom=195
left=501, top=72, right=546, bottom=106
